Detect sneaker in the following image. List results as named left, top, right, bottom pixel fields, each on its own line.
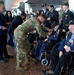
left=0, top=58, right=7, bottom=63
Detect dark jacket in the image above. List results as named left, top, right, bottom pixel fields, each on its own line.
left=0, top=13, right=7, bottom=36
left=59, top=10, right=74, bottom=31
left=5, top=15, right=13, bottom=22
left=41, top=8, right=49, bottom=18
left=47, top=10, right=59, bottom=25
left=9, top=16, right=23, bottom=35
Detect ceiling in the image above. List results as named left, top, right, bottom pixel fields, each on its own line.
left=26, top=0, right=68, bottom=5
left=0, top=0, right=68, bottom=11
left=26, top=0, right=68, bottom=10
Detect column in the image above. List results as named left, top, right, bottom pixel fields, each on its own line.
left=25, top=3, right=32, bottom=13
left=69, top=0, right=74, bottom=13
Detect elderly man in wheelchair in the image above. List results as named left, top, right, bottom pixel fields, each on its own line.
left=48, top=20, right=74, bottom=75
left=32, top=22, right=61, bottom=62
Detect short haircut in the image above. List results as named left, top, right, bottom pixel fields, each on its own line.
left=38, top=14, right=46, bottom=19
left=49, top=5, right=54, bottom=8
left=21, top=12, right=26, bottom=16
left=42, top=4, right=47, bottom=7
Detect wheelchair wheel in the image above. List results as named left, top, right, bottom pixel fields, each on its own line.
left=41, top=59, right=49, bottom=66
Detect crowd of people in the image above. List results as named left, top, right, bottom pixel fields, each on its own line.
left=0, top=2, right=74, bottom=75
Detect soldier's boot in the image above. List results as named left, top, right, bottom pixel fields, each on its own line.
left=16, top=62, right=23, bottom=71
left=26, top=56, right=36, bottom=66
left=16, top=57, right=26, bottom=71
left=16, top=66, right=23, bottom=71
left=16, top=61, right=29, bottom=71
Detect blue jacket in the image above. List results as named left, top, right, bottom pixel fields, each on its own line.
left=48, top=30, right=60, bottom=42
left=58, top=32, right=74, bottom=52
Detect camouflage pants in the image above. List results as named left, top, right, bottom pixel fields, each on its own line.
left=15, top=36, right=32, bottom=70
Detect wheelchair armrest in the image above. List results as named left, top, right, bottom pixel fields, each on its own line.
left=70, top=50, right=74, bottom=53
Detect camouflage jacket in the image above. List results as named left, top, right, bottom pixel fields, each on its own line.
left=14, top=17, right=49, bottom=40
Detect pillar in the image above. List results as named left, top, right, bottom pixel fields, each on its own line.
left=69, top=0, right=74, bottom=13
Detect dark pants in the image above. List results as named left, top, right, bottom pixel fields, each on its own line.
left=7, top=28, right=14, bottom=47
left=0, top=34, right=8, bottom=59
left=71, top=70, right=74, bottom=75
left=34, top=41, right=53, bottom=60
left=34, top=41, right=48, bottom=60
left=50, top=48, right=71, bottom=75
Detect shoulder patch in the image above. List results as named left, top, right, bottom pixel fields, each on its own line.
left=66, top=31, right=70, bottom=40
left=57, top=30, right=60, bottom=34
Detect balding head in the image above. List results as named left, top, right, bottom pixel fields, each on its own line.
left=0, top=4, right=5, bottom=13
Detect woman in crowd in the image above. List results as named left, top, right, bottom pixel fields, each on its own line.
left=5, top=11, right=13, bottom=47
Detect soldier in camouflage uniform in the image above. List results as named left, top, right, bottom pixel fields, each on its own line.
left=14, top=15, right=50, bottom=71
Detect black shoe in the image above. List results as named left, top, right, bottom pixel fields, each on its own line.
left=5, top=55, right=14, bottom=59
left=0, top=58, right=7, bottom=63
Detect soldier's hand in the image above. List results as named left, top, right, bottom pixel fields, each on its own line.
left=2, top=26, right=7, bottom=30
left=59, top=51, right=63, bottom=57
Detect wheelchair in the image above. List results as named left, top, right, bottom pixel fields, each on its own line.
left=41, top=42, right=60, bottom=65
left=59, top=50, right=74, bottom=75
left=42, top=41, right=74, bottom=75
left=42, top=42, right=60, bottom=75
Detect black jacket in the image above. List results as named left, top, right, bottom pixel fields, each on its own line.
left=59, top=10, right=74, bottom=31
left=0, top=13, right=7, bottom=36
left=47, top=10, right=59, bottom=25
left=9, top=16, right=23, bottom=35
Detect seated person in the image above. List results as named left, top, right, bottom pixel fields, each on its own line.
left=33, top=22, right=60, bottom=61
left=48, top=20, right=74, bottom=75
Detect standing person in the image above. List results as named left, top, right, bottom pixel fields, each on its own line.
left=10, top=12, right=26, bottom=36
left=47, top=5, right=59, bottom=25
left=5, top=11, right=13, bottom=47
left=9, top=13, right=26, bottom=48
left=0, top=4, right=13, bottom=63
left=59, top=2, right=74, bottom=38
left=5, top=11, right=13, bottom=25
left=25, top=11, right=30, bottom=20
left=41, top=4, right=49, bottom=18
left=14, top=14, right=50, bottom=71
